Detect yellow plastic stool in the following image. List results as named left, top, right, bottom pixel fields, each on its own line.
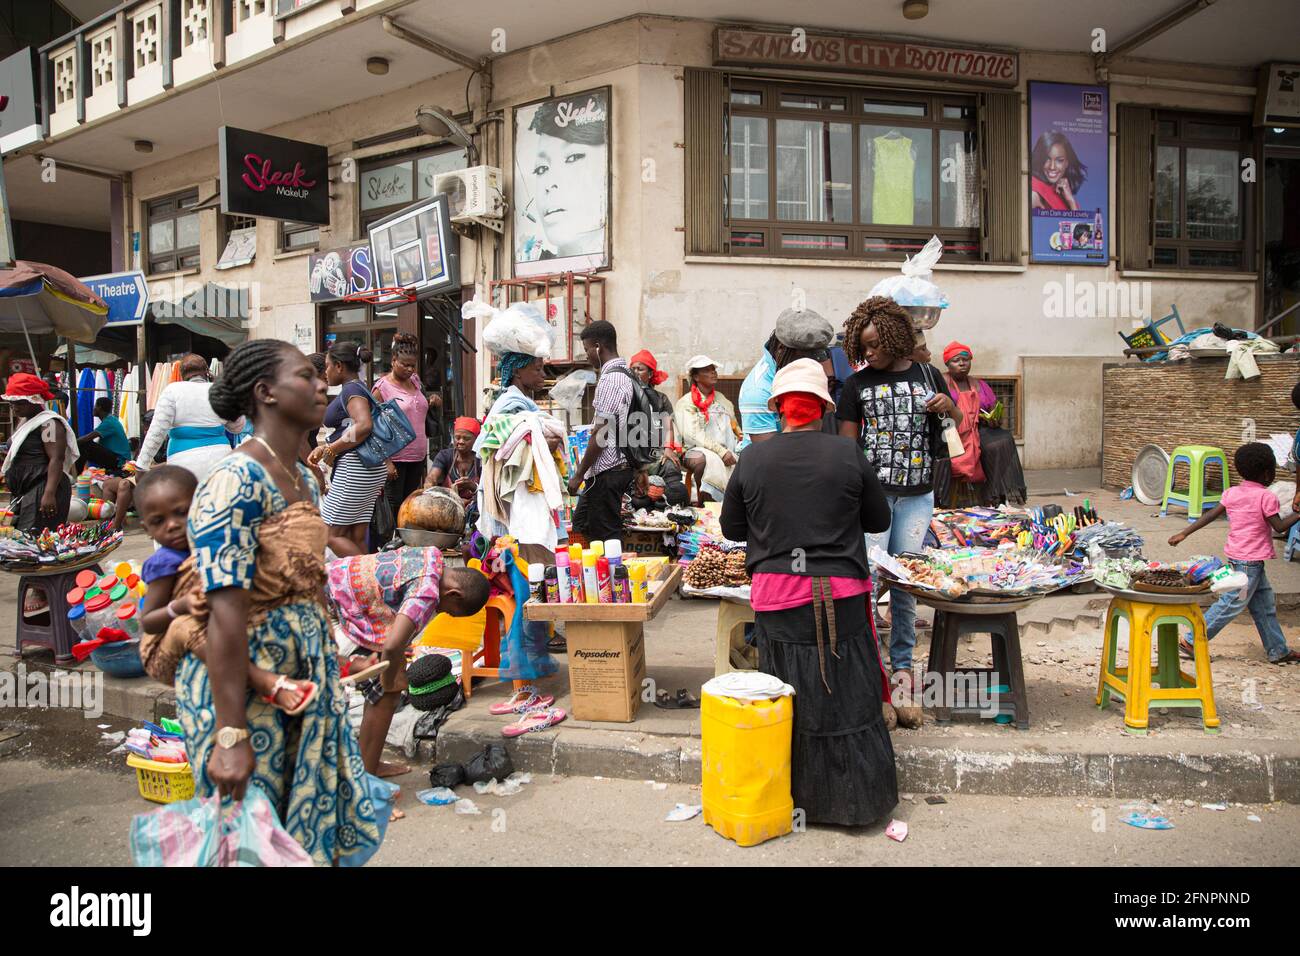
left=701, top=689, right=793, bottom=847
left=1095, top=596, right=1219, bottom=735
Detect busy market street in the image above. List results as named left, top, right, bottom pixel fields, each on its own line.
left=0, top=0, right=1297, bottom=917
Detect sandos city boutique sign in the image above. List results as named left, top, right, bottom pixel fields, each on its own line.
left=219, top=126, right=329, bottom=225
left=714, top=27, right=1018, bottom=86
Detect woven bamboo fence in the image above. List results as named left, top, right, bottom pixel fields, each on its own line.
left=1101, top=354, right=1300, bottom=489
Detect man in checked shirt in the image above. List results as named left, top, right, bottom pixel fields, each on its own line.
left=568, top=320, right=635, bottom=543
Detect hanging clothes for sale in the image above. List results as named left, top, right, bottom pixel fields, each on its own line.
left=76, top=367, right=96, bottom=436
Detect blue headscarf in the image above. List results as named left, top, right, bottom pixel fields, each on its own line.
left=498, top=351, right=535, bottom=388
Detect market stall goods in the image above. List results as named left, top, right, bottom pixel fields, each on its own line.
left=684, top=543, right=751, bottom=590
left=0, top=523, right=124, bottom=573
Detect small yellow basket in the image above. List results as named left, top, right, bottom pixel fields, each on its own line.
left=127, top=754, right=196, bottom=804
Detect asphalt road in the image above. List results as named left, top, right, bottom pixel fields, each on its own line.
left=1, top=707, right=1296, bottom=867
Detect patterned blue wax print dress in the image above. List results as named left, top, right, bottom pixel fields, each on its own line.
left=174, top=453, right=381, bottom=866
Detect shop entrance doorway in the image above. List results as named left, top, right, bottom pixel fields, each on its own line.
left=1262, top=128, right=1300, bottom=336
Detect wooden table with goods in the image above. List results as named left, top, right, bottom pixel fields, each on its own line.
left=524, top=563, right=682, bottom=722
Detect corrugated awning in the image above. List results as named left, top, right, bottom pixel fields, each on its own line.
left=149, top=282, right=250, bottom=348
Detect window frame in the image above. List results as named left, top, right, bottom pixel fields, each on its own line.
left=980, top=374, right=1023, bottom=440
left=145, top=189, right=201, bottom=275
left=1150, top=110, right=1254, bottom=274
left=723, top=78, right=981, bottom=261
left=279, top=219, right=320, bottom=253
left=358, top=143, right=470, bottom=233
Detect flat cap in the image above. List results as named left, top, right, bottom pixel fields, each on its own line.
left=775, top=307, right=834, bottom=350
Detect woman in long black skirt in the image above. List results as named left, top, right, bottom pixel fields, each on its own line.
left=721, top=359, right=897, bottom=827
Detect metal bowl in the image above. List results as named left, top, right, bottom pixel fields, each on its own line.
left=398, top=528, right=462, bottom=550
left=903, top=305, right=944, bottom=330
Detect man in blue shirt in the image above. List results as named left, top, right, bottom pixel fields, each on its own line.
left=738, top=308, right=836, bottom=449
left=77, top=397, right=133, bottom=472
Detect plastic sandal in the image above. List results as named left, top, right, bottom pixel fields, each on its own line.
left=340, top=659, right=389, bottom=686
left=263, top=675, right=318, bottom=716
left=502, top=707, right=567, bottom=738
left=489, top=685, right=549, bottom=715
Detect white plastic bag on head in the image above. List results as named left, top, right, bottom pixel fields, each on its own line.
left=867, top=234, right=950, bottom=308
left=549, top=368, right=596, bottom=409
left=463, top=297, right=555, bottom=359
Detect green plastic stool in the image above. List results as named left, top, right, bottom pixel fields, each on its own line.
left=1161, top=445, right=1228, bottom=522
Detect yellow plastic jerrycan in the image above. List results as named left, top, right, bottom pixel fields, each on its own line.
left=700, top=675, right=794, bottom=847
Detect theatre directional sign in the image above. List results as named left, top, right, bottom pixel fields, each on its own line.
left=80, top=270, right=149, bottom=326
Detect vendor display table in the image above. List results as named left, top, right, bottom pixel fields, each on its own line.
left=910, top=589, right=1040, bottom=730
left=525, top=564, right=682, bottom=722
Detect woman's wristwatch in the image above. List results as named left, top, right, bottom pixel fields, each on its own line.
left=216, top=727, right=250, bottom=749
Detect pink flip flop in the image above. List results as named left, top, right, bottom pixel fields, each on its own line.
left=489, top=686, right=555, bottom=715
left=501, top=707, right=567, bottom=738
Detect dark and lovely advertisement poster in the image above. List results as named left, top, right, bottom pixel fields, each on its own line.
left=1029, top=82, right=1109, bottom=265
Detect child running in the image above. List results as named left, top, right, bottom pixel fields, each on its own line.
left=136, top=465, right=319, bottom=711
left=1169, top=442, right=1300, bottom=664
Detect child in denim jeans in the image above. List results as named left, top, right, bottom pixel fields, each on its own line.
left=1169, top=442, right=1300, bottom=664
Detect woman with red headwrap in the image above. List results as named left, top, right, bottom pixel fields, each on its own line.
left=721, top=359, right=896, bottom=827
left=2, top=373, right=79, bottom=533
left=936, top=342, right=1026, bottom=507
left=426, top=415, right=483, bottom=513
left=628, top=349, right=679, bottom=463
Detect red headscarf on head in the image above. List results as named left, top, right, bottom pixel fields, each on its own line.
left=943, top=341, right=973, bottom=364
left=453, top=416, right=482, bottom=436
left=2, top=372, right=55, bottom=403
left=629, top=350, right=668, bottom=387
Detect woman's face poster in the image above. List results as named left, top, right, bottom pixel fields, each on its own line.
left=1028, top=82, right=1109, bottom=265
left=512, top=87, right=611, bottom=276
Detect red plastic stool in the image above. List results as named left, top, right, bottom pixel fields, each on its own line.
left=15, top=566, right=102, bottom=663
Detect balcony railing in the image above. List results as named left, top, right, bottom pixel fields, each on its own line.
left=36, top=0, right=361, bottom=139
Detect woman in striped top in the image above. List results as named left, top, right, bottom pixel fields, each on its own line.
left=309, top=341, right=388, bottom=551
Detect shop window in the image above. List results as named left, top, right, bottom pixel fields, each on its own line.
left=702, top=76, right=996, bottom=262
left=1120, top=108, right=1254, bottom=273
left=145, top=190, right=200, bottom=275
left=359, top=145, right=470, bottom=231
left=217, top=214, right=257, bottom=270
left=279, top=220, right=319, bottom=252
left=321, top=304, right=393, bottom=384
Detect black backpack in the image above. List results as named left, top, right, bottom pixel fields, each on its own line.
left=611, top=365, right=664, bottom=469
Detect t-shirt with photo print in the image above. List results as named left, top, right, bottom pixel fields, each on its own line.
left=836, top=362, right=953, bottom=496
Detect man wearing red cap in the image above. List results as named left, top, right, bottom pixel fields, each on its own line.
left=1, top=372, right=79, bottom=532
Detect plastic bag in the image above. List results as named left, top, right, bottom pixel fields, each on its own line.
left=463, top=743, right=514, bottom=785
left=549, top=368, right=597, bottom=409
left=867, top=234, right=950, bottom=308
left=464, top=298, right=555, bottom=359
left=429, top=762, right=466, bottom=789
left=130, top=789, right=313, bottom=867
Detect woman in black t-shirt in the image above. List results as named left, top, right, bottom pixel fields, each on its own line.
left=836, top=296, right=960, bottom=729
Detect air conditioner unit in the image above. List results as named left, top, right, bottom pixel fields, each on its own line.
left=434, top=165, right=504, bottom=221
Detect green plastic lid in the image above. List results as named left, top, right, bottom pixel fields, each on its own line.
left=109, top=584, right=128, bottom=601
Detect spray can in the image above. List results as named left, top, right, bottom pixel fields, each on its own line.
left=568, top=544, right=583, bottom=569
left=582, top=552, right=600, bottom=604
left=555, top=552, right=573, bottom=604
left=591, top=540, right=605, bottom=558
left=612, top=565, right=631, bottom=603
left=544, top=565, right=560, bottom=603
left=596, top=556, right=613, bottom=603
left=604, top=539, right=623, bottom=568
left=528, top=563, right=545, bottom=604
left=628, top=563, right=648, bottom=604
